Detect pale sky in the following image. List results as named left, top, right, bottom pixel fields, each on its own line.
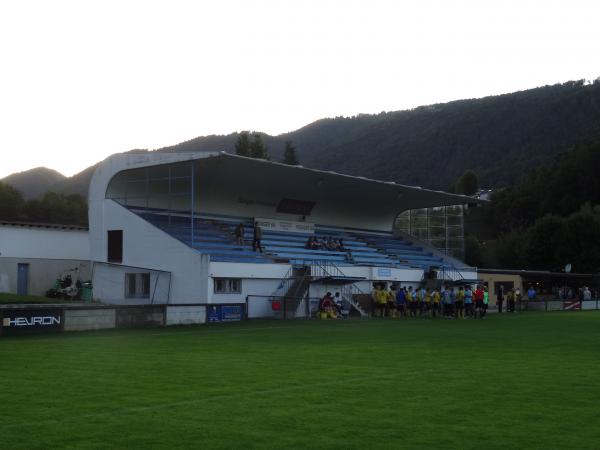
left=1, top=0, right=599, bottom=178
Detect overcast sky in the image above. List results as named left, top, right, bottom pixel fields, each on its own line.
left=1, top=0, right=599, bottom=179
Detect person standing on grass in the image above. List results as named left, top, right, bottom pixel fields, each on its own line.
left=455, top=286, right=465, bottom=319
left=515, top=287, right=522, bottom=311
left=424, top=288, right=432, bottom=317
left=432, top=288, right=441, bottom=318
left=396, top=286, right=407, bottom=318
left=373, top=283, right=388, bottom=318
left=407, top=286, right=417, bottom=317
left=252, top=222, right=263, bottom=253
left=464, top=285, right=474, bottom=318
left=497, top=285, right=504, bottom=313
left=474, top=285, right=484, bottom=318
left=371, top=284, right=383, bottom=318
left=482, top=287, right=489, bottom=317
left=507, top=288, right=516, bottom=313
left=387, top=285, right=398, bottom=318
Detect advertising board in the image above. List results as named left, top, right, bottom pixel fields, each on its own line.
left=1, top=308, right=64, bottom=336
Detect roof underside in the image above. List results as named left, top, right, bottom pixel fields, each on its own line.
left=104, top=151, right=477, bottom=232
left=201, top=153, right=474, bottom=211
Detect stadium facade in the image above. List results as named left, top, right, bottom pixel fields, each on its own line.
left=89, top=151, right=477, bottom=318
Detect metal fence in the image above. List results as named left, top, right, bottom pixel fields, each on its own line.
left=517, top=298, right=600, bottom=312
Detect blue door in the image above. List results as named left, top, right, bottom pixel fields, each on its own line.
left=17, top=263, right=29, bottom=296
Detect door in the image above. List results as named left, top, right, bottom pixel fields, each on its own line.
left=17, top=263, right=29, bottom=296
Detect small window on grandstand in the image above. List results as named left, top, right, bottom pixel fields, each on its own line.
left=214, top=278, right=241, bottom=294
left=125, top=273, right=150, bottom=298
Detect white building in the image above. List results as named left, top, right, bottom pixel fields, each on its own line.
left=88, top=151, right=477, bottom=318
left=0, top=221, right=90, bottom=296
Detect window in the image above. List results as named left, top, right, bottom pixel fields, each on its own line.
left=107, top=230, right=123, bottom=263
left=214, top=278, right=241, bottom=294
left=125, top=273, right=150, bottom=298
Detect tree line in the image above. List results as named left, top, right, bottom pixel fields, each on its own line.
left=234, top=131, right=299, bottom=165
left=466, top=138, right=600, bottom=273
left=0, top=182, right=88, bottom=226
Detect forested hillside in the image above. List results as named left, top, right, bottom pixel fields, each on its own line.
left=467, top=139, right=600, bottom=273
left=4, top=80, right=599, bottom=199
left=1, top=167, right=65, bottom=200
left=161, top=80, right=600, bottom=190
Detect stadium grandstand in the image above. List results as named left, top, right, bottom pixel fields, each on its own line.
left=89, top=151, right=478, bottom=319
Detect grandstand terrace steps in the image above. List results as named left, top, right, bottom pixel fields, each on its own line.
left=138, top=211, right=457, bottom=269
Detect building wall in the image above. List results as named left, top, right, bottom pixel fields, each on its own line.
left=478, top=272, right=523, bottom=296
left=91, top=201, right=210, bottom=304
left=0, top=227, right=89, bottom=260
left=0, top=258, right=91, bottom=296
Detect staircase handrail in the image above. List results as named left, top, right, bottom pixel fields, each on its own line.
left=310, top=260, right=369, bottom=317
left=270, top=266, right=295, bottom=297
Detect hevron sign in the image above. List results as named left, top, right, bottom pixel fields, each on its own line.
left=1, top=308, right=63, bottom=336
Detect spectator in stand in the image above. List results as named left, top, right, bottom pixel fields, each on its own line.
left=455, top=286, right=465, bottom=319
left=328, top=237, right=337, bottom=250
left=474, top=285, right=484, bottom=318
left=338, top=239, right=345, bottom=251
left=235, top=223, right=245, bottom=246
left=396, top=287, right=407, bottom=317
left=583, top=286, right=592, bottom=302
left=305, top=236, right=314, bottom=249
left=252, top=222, right=263, bottom=253
left=496, top=285, right=504, bottom=313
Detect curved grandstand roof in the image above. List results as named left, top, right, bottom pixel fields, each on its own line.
left=90, top=150, right=478, bottom=232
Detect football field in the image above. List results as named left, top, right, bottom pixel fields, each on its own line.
left=1, top=312, right=599, bottom=449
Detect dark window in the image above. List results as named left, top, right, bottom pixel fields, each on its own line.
left=276, top=198, right=315, bottom=216
left=125, top=273, right=150, bottom=298
left=214, top=278, right=241, bottom=294
left=107, top=230, right=123, bottom=263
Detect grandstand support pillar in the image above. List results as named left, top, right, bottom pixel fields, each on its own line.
left=191, top=162, right=195, bottom=245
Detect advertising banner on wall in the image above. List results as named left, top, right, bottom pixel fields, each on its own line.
left=1, top=308, right=64, bottom=336
left=255, top=217, right=315, bottom=234
left=206, top=304, right=244, bottom=323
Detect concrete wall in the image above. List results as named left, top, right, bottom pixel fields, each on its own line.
left=0, top=258, right=91, bottom=296
left=0, top=227, right=89, bottom=260
left=166, top=306, right=206, bottom=325
left=64, top=308, right=116, bottom=331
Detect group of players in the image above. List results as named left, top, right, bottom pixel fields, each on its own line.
left=371, top=283, right=489, bottom=319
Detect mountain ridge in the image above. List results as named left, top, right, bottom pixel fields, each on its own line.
left=3, top=79, right=600, bottom=199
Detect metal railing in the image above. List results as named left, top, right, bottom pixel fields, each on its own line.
left=310, top=260, right=369, bottom=317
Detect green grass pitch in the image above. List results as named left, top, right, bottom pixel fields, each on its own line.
left=1, top=312, right=599, bottom=449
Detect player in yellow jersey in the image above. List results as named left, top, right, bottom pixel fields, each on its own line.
left=432, top=288, right=441, bottom=318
